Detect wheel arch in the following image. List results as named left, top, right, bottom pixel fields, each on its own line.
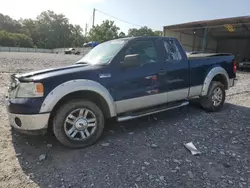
left=201, top=66, right=229, bottom=96
left=40, top=79, right=117, bottom=118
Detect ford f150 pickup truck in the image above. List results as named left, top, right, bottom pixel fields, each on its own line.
left=6, top=36, right=237, bottom=148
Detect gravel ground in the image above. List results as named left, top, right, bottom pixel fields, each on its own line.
left=0, top=52, right=250, bottom=188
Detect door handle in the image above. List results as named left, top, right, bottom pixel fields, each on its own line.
left=158, top=69, right=166, bottom=75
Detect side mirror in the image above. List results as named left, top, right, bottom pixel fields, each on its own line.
left=121, top=54, right=140, bottom=68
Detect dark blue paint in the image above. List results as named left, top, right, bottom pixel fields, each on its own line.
left=159, top=38, right=190, bottom=92
left=7, top=36, right=236, bottom=115
left=189, top=55, right=235, bottom=87
left=7, top=98, right=44, bottom=114
left=106, top=38, right=167, bottom=101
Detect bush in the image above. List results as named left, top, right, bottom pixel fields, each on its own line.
left=0, top=30, right=33, bottom=47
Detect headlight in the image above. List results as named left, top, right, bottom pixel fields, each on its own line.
left=16, top=83, right=44, bottom=98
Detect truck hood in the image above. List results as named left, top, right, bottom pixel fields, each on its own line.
left=14, top=63, right=92, bottom=81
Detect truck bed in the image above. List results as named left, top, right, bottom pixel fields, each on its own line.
left=188, top=53, right=235, bottom=89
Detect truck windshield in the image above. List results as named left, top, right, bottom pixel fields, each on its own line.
left=77, top=39, right=127, bottom=65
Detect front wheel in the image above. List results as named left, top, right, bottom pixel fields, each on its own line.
left=53, top=99, right=104, bottom=148
left=200, top=81, right=226, bottom=112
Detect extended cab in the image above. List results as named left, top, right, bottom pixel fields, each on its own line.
left=6, top=36, right=237, bottom=148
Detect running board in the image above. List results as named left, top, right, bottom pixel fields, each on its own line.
left=117, top=101, right=189, bottom=122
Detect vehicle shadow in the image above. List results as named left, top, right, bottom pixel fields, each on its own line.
left=11, top=102, right=250, bottom=187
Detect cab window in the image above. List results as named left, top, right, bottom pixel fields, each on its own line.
left=123, top=40, right=158, bottom=65
left=163, top=39, right=183, bottom=61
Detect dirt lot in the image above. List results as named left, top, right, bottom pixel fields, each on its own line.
left=0, top=52, right=250, bottom=188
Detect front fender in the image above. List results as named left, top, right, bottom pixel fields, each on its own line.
left=201, top=66, right=229, bottom=96
left=39, top=79, right=117, bottom=117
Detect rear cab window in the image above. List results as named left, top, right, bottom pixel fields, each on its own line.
left=162, top=39, right=184, bottom=62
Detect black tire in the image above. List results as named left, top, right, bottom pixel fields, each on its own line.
left=200, top=81, right=226, bottom=112
left=53, top=99, right=105, bottom=148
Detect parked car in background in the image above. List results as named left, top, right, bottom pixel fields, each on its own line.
left=6, top=36, right=237, bottom=148
left=64, top=48, right=80, bottom=55
left=83, top=41, right=99, bottom=48
left=238, top=58, right=250, bottom=71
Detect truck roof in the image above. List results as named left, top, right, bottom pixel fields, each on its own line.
left=120, top=36, right=176, bottom=41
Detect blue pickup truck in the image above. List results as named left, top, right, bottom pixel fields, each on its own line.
left=6, top=36, right=237, bottom=148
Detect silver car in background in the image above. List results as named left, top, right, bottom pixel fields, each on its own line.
left=238, top=58, right=250, bottom=71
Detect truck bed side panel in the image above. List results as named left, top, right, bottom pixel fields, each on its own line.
left=189, top=55, right=235, bottom=87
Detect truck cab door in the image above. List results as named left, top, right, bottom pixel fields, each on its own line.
left=109, top=39, right=167, bottom=114
left=161, top=38, right=190, bottom=102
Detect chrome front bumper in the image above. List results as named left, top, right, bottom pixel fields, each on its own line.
left=8, top=113, right=50, bottom=133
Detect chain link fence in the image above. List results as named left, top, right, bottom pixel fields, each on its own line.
left=0, top=47, right=92, bottom=55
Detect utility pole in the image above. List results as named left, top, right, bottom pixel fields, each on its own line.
left=92, top=8, right=95, bottom=28
left=85, top=23, right=88, bottom=37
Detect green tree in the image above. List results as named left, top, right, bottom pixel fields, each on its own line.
left=0, top=30, right=15, bottom=46
left=154, top=30, right=163, bottom=36
left=128, top=26, right=155, bottom=37
left=118, top=31, right=126, bottom=38
left=0, top=13, right=22, bottom=33
left=0, top=30, right=33, bottom=47
left=88, top=20, right=120, bottom=43
left=128, top=26, right=162, bottom=37
left=14, top=33, right=34, bottom=47
left=71, top=24, right=86, bottom=47
left=20, top=19, right=40, bottom=47
left=33, top=10, right=86, bottom=48
left=35, top=10, right=73, bottom=48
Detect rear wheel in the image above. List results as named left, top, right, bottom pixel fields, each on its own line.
left=200, top=81, right=225, bottom=112
left=53, top=99, right=104, bottom=148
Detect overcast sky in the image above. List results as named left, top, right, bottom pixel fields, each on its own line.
left=1, top=0, right=250, bottom=34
